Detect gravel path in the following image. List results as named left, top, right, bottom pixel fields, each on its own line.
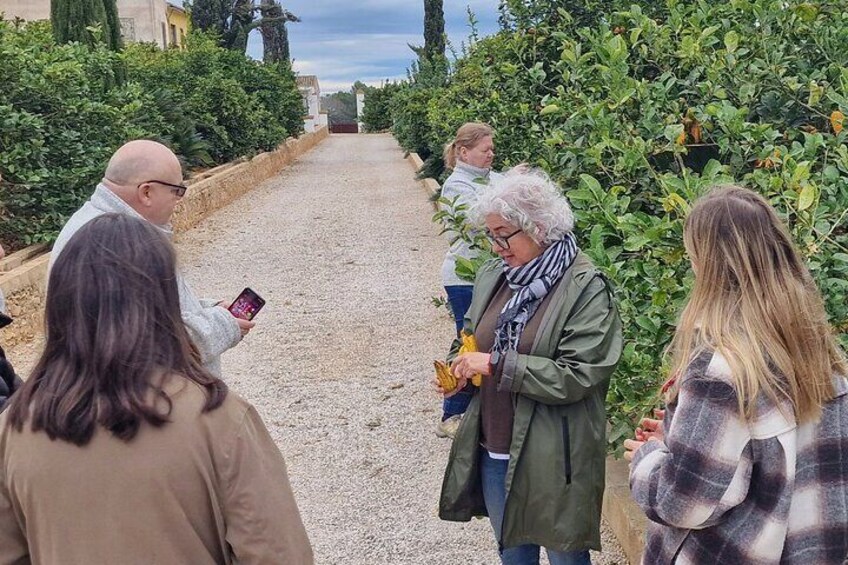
left=7, top=133, right=627, bottom=564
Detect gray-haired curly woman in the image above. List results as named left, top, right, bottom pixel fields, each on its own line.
left=437, top=170, right=623, bottom=564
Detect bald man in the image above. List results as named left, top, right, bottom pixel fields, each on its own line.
left=50, top=140, right=252, bottom=376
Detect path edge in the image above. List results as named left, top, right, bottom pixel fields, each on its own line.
left=405, top=152, right=440, bottom=206
left=0, top=127, right=330, bottom=344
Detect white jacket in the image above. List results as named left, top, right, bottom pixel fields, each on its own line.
left=440, top=161, right=503, bottom=287
left=50, top=184, right=241, bottom=376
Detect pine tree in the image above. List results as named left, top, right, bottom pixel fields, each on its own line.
left=50, top=0, right=122, bottom=50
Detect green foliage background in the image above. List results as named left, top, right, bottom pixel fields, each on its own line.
left=390, top=0, right=848, bottom=450
left=361, top=83, right=402, bottom=133
left=0, top=21, right=303, bottom=250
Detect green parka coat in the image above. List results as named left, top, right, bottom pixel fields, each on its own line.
left=439, top=253, right=623, bottom=552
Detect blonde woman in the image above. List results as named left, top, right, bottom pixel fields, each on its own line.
left=625, top=187, right=848, bottom=563
left=437, top=122, right=504, bottom=438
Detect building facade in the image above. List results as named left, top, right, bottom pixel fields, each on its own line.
left=165, top=2, right=187, bottom=49
left=296, top=75, right=328, bottom=134
left=0, top=0, right=187, bottom=50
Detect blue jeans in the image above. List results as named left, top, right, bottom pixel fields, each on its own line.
left=442, top=285, right=474, bottom=420
left=480, top=452, right=592, bottom=565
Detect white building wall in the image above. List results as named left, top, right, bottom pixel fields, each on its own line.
left=0, top=0, right=48, bottom=21
left=299, top=86, right=322, bottom=133
left=0, top=0, right=169, bottom=48
left=356, top=90, right=366, bottom=133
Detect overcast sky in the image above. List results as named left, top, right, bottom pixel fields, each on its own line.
left=177, top=1, right=502, bottom=93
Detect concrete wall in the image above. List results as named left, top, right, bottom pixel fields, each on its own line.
left=0, top=127, right=330, bottom=344
left=406, top=152, right=439, bottom=207
left=300, top=87, right=321, bottom=133
left=121, top=0, right=168, bottom=48
left=0, top=0, right=48, bottom=21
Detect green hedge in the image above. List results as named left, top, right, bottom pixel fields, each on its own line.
left=391, top=0, right=848, bottom=451
left=361, top=83, right=401, bottom=133
left=123, top=35, right=304, bottom=163
left=0, top=21, right=303, bottom=250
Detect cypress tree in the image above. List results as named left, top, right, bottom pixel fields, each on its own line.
left=50, top=0, right=122, bottom=51
left=227, top=0, right=255, bottom=54
left=102, top=0, right=122, bottom=51
left=259, top=0, right=299, bottom=64
left=188, top=0, right=229, bottom=37
left=422, top=0, right=445, bottom=62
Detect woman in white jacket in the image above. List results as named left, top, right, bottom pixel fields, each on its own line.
left=437, top=123, right=504, bottom=438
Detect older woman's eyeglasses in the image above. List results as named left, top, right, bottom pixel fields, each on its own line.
left=486, top=229, right=523, bottom=250
left=140, top=180, right=188, bottom=198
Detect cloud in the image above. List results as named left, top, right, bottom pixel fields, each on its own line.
left=244, top=0, right=502, bottom=92
left=172, top=1, right=502, bottom=92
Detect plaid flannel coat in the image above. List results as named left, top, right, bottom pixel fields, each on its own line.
left=630, top=350, right=848, bottom=564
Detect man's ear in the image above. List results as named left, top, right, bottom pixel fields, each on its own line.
left=136, top=182, right=153, bottom=206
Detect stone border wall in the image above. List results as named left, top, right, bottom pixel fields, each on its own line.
left=0, top=127, right=329, bottom=346
left=406, top=150, right=647, bottom=565
left=405, top=153, right=440, bottom=205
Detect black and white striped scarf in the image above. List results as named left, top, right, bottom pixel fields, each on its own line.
left=492, top=233, right=578, bottom=353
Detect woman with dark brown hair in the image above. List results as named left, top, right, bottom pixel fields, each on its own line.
left=0, top=214, right=313, bottom=564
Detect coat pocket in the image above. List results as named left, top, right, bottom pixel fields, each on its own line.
left=561, top=416, right=572, bottom=484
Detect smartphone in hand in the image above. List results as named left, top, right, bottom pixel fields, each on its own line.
left=228, top=287, right=265, bottom=321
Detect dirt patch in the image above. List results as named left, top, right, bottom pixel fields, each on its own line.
left=2, top=287, right=44, bottom=349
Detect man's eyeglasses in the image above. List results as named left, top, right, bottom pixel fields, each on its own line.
left=485, top=229, right=523, bottom=250
left=140, top=180, right=188, bottom=198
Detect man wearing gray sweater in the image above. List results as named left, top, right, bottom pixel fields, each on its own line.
left=50, top=140, right=252, bottom=376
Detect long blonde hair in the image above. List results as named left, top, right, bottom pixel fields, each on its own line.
left=443, top=122, right=494, bottom=170
left=669, top=186, right=846, bottom=422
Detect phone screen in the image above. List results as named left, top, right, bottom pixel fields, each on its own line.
left=228, top=288, right=266, bottom=321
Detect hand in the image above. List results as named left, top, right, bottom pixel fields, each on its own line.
left=623, top=438, right=645, bottom=462
left=634, top=410, right=665, bottom=442
left=450, top=352, right=491, bottom=381
left=432, top=373, right=469, bottom=398
left=235, top=316, right=255, bottom=337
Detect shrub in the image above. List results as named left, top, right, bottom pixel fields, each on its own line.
left=0, top=22, right=303, bottom=250
left=396, top=0, right=848, bottom=451
left=0, top=21, right=158, bottom=248
left=361, top=83, right=401, bottom=133
left=123, top=34, right=303, bottom=162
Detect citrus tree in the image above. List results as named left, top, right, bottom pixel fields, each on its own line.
left=391, top=0, right=848, bottom=450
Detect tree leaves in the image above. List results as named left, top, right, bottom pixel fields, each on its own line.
left=386, top=0, right=848, bottom=452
